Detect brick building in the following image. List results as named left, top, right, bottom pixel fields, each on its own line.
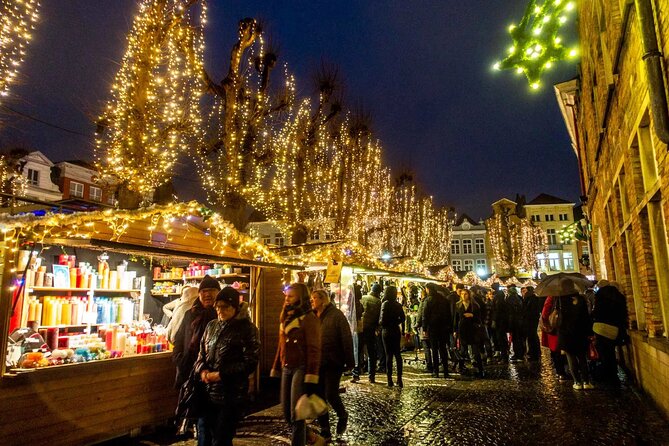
left=555, top=0, right=669, bottom=417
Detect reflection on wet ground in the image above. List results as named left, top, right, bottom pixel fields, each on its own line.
left=127, top=350, right=669, bottom=445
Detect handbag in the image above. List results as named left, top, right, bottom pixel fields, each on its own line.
left=540, top=298, right=560, bottom=334
left=295, top=394, right=329, bottom=420
left=175, top=371, right=208, bottom=423
left=587, top=336, right=599, bottom=361
left=593, top=322, right=619, bottom=340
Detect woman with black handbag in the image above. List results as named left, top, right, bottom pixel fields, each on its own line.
left=454, top=289, right=485, bottom=378
left=193, top=287, right=260, bottom=446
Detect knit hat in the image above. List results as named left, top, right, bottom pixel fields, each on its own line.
left=216, top=286, right=240, bottom=310
left=371, top=284, right=382, bottom=295
left=199, top=275, right=222, bottom=292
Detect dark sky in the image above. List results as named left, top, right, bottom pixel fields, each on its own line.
left=0, top=0, right=581, bottom=220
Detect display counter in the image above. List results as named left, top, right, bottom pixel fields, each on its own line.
left=0, top=351, right=175, bottom=446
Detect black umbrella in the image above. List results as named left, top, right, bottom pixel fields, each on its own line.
left=534, top=272, right=593, bottom=297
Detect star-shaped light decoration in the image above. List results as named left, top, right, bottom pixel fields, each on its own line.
left=493, top=0, right=578, bottom=90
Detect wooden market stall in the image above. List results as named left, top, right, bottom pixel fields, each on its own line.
left=0, top=203, right=295, bottom=446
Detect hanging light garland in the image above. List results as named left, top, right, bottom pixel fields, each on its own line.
left=493, top=0, right=578, bottom=90
left=95, top=0, right=206, bottom=197
left=0, top=0, right=39, bottom=103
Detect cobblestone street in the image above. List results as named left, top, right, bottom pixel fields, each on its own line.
left=128, top=350, right=669, bottom=446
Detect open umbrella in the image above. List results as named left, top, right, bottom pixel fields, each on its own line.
left=534, top=272, right=593, bottom=297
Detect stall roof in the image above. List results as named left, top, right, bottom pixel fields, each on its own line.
left=0, top=202, right=300, bottom=269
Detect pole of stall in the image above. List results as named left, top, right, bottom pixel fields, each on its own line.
left=0, top=244, right=17, bottom=376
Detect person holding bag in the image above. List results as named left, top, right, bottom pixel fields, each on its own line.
left=193, top=287, right=260, bottom=446
left=271, top=283, right=321, bottom=446
left=454, top=288, right=485, bottom=378
left=592, top=280, right=628, bottom=385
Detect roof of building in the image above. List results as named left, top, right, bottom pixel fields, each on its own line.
left=454, top=213, right=479, bottom=227
left=57, top=160, right=98, bottom=171
left=526, top=193, right=573, bottom=205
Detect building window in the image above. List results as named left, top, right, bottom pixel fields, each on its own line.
left=462, top=239, right=473, bottom=254
left=476, top=259, right=486, bottom=272
left=274, top=233, right=284, bottom=247
left=547, top=229, right=557, bottom=245
left=464, top=260, right=474, bottom=271
left=325, top=232, right=333, bottom=241
left=531, top=215, right=541, bottom=222
left=559, top=213, right=569, bottom=221
left=90, top=186, right=102, bottom=202
left=563, top=252, right=574, bottom=270
left=261, top=235, right=271, bottom=245
left=475, top=239, right=485, bottom=254
left=545, top=214, right=555, bottom=221
left=537, top=253, right=547, bottom=270
left=27, top=169, right=39, bottom=186
left=451, top=260, right=462, bottom=271
left=549, top=253, right=561, bottom=271
left=451, top=240, right=460, bottom=255
left=69, top=181, right=84, bottom=198
left=310, top=229, right=320, bottom=241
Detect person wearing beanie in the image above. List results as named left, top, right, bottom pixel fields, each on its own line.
left=194, top=287, right=259, bottom=446
left=173, top=275, right=222, bottom=387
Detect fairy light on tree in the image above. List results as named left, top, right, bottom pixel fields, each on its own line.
left=95, top=0, right=206, bottom=204
left=493, top=0, right=578, bottom=89
left=0, top=0, right=39, bottom=103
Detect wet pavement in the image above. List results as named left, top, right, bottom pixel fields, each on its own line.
left=124, top=350, right=669, bottom=446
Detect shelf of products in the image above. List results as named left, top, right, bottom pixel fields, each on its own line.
left=150, top=263, right=250, bottom=296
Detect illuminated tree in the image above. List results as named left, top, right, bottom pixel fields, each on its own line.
left=486, top=200, right=546, bottom=276
left=0, top=0, right=39, bottom=104
left=0, top=147, right=28, bottom=206
left=95, top=0, right=206, bottom=206
left=494, top=0, right=578, bottom=90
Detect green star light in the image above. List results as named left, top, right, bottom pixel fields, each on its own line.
left=494, top=0, right=578, bottom=90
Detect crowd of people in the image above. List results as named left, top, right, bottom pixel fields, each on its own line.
left=166, top=273, right=629, bottom=446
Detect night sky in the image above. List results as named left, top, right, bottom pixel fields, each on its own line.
left=0, top=0, right=581, bottom=220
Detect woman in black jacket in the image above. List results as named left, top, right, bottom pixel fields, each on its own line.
left=379, top=286, right=406, bottom=387
left=194, top=287, right=260, bottom=446
left=557, top=279, right=593, bottom=390
left=454, top=289, right=485, bottom=378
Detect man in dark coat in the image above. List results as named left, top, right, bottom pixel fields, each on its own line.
left=423, top=283, right=453, bottom=378
left=520, top=286, right=542, bottom=361
left=360, top=284, right=382, bottom=382
left=311, top=289, right=355, bottom=439
left=173, top=275, right=221, bottom=387
left=491, top=282, right=509, bottom=362
left=592, top=280, right=628, bottom=385
left=506, top=284, right=524, bottom=361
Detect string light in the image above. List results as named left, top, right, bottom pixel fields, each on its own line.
left=494, top=0, right=578, bottom=89
left=486, top=209, right=547, bottom=275
left=95, top=0, right=206, bottom=197
left=0, top=0, right=39, bottom=102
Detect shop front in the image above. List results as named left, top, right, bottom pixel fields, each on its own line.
left=0, top=203, right=294, bottom=446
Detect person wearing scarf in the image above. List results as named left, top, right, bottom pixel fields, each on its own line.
left=173, top=275, right=221, bottom=388
left=271, top=283, right=321, bottom=446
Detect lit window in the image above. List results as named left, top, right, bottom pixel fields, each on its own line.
left=563, top=252, right=574, bottom=270
left=69, top=181, right=84, bottom=198
left=27, top=169, right=39, bottom=186
left=451, top=240, right=461, bottom=255
left=476, top=259, right=486, bottom=270
left=549, top=253, right=561, bottom=271
left=90, top=186, right=102, bottom=202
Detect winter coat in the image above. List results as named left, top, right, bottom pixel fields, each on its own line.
left=492, top=290, right=509, bottom=331
left=379, top=298, right=405, bottom=335
left=455, top=300, right=482, bottom=346
left=172, top=300, right=217, bottom=387
left=318, top=303, right=355, bottom=371
left=423, top=292, right=453, bottom=337
left=592, top=285, right=629, bottom=344
left=520, top=292, right=543, bottom=333
left=193, top=304, right=260, bottom=405
left=506, top=291, right=523, bottom=331
left=557, top=294, right=592, bottom=355
left=540, top=296, right=559, bottom=352
left=270, top=311, right=321, bottom=384
left=361, top=293, right=382, bottom=331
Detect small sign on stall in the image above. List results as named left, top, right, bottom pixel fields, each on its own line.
left=324, top=260, right=343, bottom=284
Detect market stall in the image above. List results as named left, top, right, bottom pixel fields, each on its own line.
left=0, top=202, right=295, bottom=446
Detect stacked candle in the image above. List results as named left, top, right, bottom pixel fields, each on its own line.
left=40, top=297, right=89, bottom=326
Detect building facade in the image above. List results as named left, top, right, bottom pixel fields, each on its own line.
left=55, top=161, right=114, bottom=206
left=555, top=0, right=669, bottom=417
left=21, top=151, right=62, bottom=202
left=523, top=193, right=581, bottom=275
left=450, top=214, right=490, bottom=275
